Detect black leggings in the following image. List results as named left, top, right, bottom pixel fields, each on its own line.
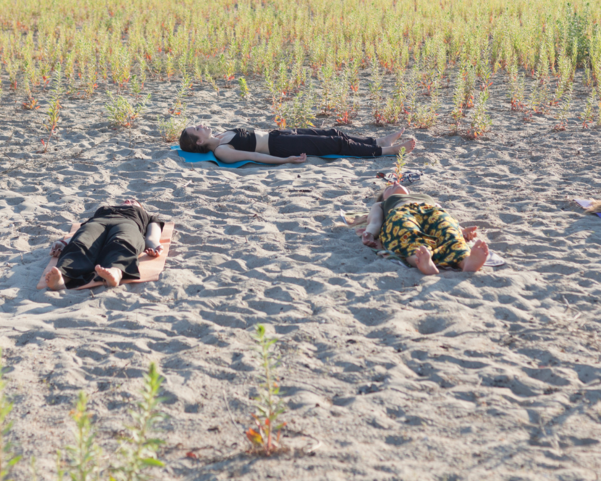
left=56, top=217, right=145, bottom=288
left=268, top=128, right=382, bottom=158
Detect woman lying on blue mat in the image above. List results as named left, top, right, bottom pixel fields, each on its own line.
left=179, top=125, right=416, bottom=165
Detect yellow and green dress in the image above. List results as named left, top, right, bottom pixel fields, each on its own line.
left=379, top=194, right=470, bottom=268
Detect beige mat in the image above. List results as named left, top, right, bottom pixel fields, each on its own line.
left=37, top=222, right=174, bottom=290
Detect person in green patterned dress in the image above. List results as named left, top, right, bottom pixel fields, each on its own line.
left=362, top=181, right=489, bottom=275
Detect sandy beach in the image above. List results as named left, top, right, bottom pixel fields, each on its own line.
left=1, top=71, right=601, bottom=480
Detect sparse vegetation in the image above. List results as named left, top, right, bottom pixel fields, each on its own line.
left=105, top=93, right=150, bottom=129
left=246, top=325, right=287, bottom=456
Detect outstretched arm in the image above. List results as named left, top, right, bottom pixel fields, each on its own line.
left=215, top=146, right=307, bottom=165
left=145, top=222, right=163, bottom=257
left=362, top=202, right=384, bottom=247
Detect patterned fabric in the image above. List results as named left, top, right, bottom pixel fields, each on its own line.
left=379, top=203, right=470, bottom=268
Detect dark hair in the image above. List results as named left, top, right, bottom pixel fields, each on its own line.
left=376, top=190, right=384, bottom=202
left=179, top=128, right=209, bottom=154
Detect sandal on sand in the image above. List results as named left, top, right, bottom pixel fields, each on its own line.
left=376, top=171, right=422, bottom=184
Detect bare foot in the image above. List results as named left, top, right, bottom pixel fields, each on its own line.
left=95, top=265, right=123, bottom=287
left=407, top=246, right=439, bottom=275
left=460, top=240, right=489, bottom=272
left=362, top=232, right=378, bottom=248
left=382, top=138, right=416, bottom=156
left=377, top=128, right=405, bottom=147
left=46, top=267, right=67, bottom=290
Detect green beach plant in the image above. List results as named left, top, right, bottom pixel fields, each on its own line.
left=245, top=325, right=287, bottom=456
left=0, top=351, right=22, bottom=481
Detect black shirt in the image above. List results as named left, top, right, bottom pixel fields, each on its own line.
left=226, top=128, right=257, bottom=152
left=91, top=205, right=164, bottom=235
left=382, top=194, right=437, bottom=218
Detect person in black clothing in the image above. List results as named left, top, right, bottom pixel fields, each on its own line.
left=178, top=124, right=416, bottom=164
left=45, top=199, right=164, bottom=290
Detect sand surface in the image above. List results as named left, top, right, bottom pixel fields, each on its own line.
left=1, top=72, right=601, bottom=480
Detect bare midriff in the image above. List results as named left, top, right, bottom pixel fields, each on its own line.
left=217, top=129, right=270, bottom=154
left=254, top=130, right=269, bottom=154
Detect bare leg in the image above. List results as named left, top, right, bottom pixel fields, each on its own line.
left=376, top=129, right=405, bottom=147
left=95, top=265, right=123, bottom=287
left=458, top=240, right=489, bottom=272
left=382, top=138, right=416, bottom=156
left=46, top=267, right=70, bottom=290
left=406, top=246, right=439, bottom=275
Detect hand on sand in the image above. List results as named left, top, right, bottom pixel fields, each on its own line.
left=362, top=232, right=378, bottom=248
left=95, top=265, right=123, bottom=287
left=46, top=267, right=66, bottom=290
left=461, top=240, right=489, bottom=272
left=287, top=153, right=307, bottom=164
left=462, top=226, right=478, bottom=241
left=49, top=240, right=66, bottom=258
left=145, top=245, right=164, bottom=258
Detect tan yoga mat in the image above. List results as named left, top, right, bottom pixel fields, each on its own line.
left=37, top=222, right=175, bottom=290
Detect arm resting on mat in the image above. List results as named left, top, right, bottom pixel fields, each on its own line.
left=145, top=223, right=163, bottom=257
left=362, top=203, right=384, bottom=248
left=214, top=146, right=307, bottom=165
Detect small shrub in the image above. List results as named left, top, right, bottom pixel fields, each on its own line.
left=246, top=325, right=287, bottom=456
left=238, top=77, right=249, bottom=98
left=111, top=362, right=166, bottom=481
left=105, top=92, right=150, bottom=129
left=554, top=83, right=573, bottom=131
left=468, top=90, right=492, bottom=139
left=157, top=114, right=188, bottom=143
left=64, top=392, right=102, bottom=481
left=0, top=351, right=22, bottom=480
left=580, top=88, right=597, bottom=128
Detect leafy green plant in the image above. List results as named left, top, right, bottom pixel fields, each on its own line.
left=238, top=77, right=249, bottom=98
left=111, top=363, right=166, bottom=481
left=246, top=325, right=287, bottom=456
left=105, top=92, right=150, bottom=129
left=468, top=90, right=492, bottom=139
left=580, top=88, right=596, bottom=129
left=64, top=392, right=102, bottom=481
left=157, top=113, right=188, bottom=143
left=553, top=82, right=573, bottom=131
left=41, top=65, right=64, bottom=153
left=277, top=86, right=316, bottom=129
left=451, top=73, right=466, bottom=132
left=394, top=147, right=407, bottom=182
left=0, top=351, right=21, bottom=481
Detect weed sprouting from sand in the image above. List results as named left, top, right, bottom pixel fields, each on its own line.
left=246, top=325, right=287, bottom=456
left=105, top=92, right=150, bottom=129
left=41, top=65, right=64, bottom=153
left=64, top=392, right=102, bottom=481
left=580, top=88, right=597, bottom=129
left=238, top=78, right=249, bottom=99
left=468, top=90, right=492, bottom=139
left=111, top=362, right=166, bottom=481
left=157, top=113, right=188, bottom=143
left=554, top=83, right=573, bottom=131
left=0, top=352, right=21, bottom=481
left=394, top=147, right=407, bottom=183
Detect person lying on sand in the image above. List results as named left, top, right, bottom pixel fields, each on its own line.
left=46, top=199, right=164, bottom=290
left=179, top=125, right=416, bottom=165
left=359, top=182, right=488, bottom=275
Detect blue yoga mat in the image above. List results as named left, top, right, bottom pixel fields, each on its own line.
left=171, top=146, right=395, bottom=168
